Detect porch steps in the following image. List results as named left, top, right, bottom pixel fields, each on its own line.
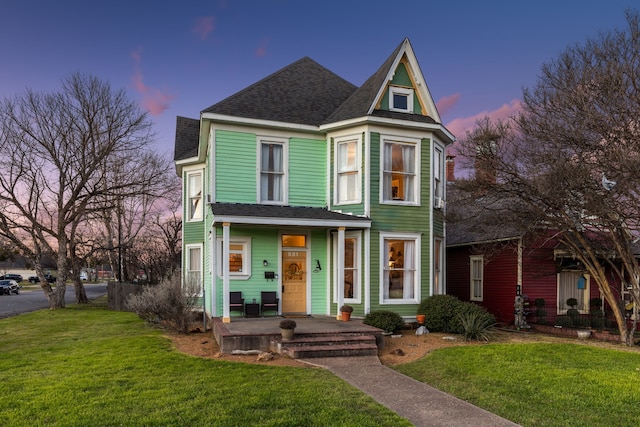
left=270, top=334, right=378, bottom=359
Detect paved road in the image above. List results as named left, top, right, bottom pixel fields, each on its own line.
left=0, top=283, right=107, bottom=318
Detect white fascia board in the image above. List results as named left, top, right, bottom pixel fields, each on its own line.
left=200, top=113, right=322, bottom=134
left=175, top=156, right=200, bottom=175
left=212, top=215, right=371, bottom=229
left=321, top=116, right=455, bottom=144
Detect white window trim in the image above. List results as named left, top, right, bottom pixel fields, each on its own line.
left=380, top=135, right=420, bottom=206
left=470, top=255, right=484, bottom=302
left=332, top=231, right=362, bottom=304
left=334, top=135, right=362, bottom=205
left=186, top=170, right=203, bottom=222
left=389, top=86, right=414, bottom=113
left=256, top=136, right=288, bottom=205
left=216, top=237, right=252, bottom=280
left=433, top=145, right=444, bottom=200
left=379, top=231, right=421, bottom=304
left=185, top=243, right=203, bottom=295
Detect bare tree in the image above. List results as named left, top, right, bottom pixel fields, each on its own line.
left=0, top=73, right=169, bottom=308
left=455, top=10, right=640, bottom=344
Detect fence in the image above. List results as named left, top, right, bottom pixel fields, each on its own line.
left=107, top=281, right=144, bottom=311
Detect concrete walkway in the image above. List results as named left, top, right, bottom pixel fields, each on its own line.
left=301, top=355, right=520, bottom=427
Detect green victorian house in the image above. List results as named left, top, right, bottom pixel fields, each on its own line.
left=174, top=38, right=454, bottom=323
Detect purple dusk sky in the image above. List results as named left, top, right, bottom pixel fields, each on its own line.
left=0, top=0, right=635, bottom=158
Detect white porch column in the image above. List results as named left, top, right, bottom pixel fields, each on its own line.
left=337, top=226, right=345, bottom=320
left=222, top=222, right=231, bottom=323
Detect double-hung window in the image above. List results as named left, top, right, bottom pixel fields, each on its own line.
left=333, top=232, right=361, bottom=302
left=258, top=137, right=287, bottom=204
left=187, top=171, right=203, bottom=221
left=557, top=271, right=590, bottom=314
left=470, top=256, right=484, bottom=301
left=185, top=244, right=202, bottom=291
left=382, top=137, right=419, bottom=204
left=434, top=146, right=443, bottom=201
left=381, top=233, right=420, bottom=303
left=335, top=136, right=360, bottom=204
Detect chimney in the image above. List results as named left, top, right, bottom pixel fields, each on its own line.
left=446, top=155, right=456, bottom=182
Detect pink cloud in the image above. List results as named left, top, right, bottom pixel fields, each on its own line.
left=255, top=39, right=270, bottom=57
left=446, top=99, right=521, bottom=146
left=130, top=48, right=176, bottom=116
left=436, top=93, right=461, bottom=117
left=193, top=16, right=215, bottom=40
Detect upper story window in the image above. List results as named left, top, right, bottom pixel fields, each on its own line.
left=470, top=256, right=484, bottom=301
left=335, top=136, right=361, bottom=204
left=389, top=86, right=414, bottom=113
left=382, top=137, right=419, bottom=204
left=186, top=171, right=203, bottom=221
left=258, top=137, right=288, bottom=204
left=434, top=146, right=444, bottom=201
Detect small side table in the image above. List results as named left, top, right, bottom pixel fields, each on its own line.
left=245, top=302, right=260, bottom=318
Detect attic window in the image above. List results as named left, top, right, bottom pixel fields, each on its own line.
left=389, top=87, right=414, bottom=113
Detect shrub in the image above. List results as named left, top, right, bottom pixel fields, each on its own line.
left=363, top=310, right=405, bottom=333
left=459, top=310, right=496, bottom=341
left=418, top=295, right=465, bottom=332
left=339, top=304, right=353, bottom=313
left=127, top=274, right=200, bottom=333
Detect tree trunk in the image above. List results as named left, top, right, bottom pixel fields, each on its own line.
left=73, top=280, right=89, bottom=304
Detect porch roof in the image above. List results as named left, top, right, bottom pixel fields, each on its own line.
left=211, top=203, right=371, bottom=228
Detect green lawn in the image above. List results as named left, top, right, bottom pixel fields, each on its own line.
left=395, top=341, right=640, bottom=427
left=0, top=300, right=409, bottom=427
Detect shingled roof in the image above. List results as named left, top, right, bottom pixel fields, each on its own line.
left=210, top=203, right=371, bottom=228
left=174, top=116, right=200, bottom=161
left=202, top=57, right=357, bottom=126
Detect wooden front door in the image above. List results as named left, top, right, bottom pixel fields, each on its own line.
left=281, top=245, right=307, bottom=314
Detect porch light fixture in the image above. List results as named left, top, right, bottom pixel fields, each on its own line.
left=263, top=259, right=269, bottom=267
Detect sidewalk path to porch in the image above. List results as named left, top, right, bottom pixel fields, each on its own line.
left=301, top=356, right=520, bottom=427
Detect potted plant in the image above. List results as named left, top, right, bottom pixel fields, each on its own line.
left=340, top=304, right=353, bottom=321
left=416, top=310, right=426, bottom=325
left=279, top=319, right=296, bottom=340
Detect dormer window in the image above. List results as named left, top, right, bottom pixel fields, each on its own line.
left=389, top=86, right=414, bottom=113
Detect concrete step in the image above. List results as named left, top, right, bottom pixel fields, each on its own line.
left=271, top=334, right=378, bottom=358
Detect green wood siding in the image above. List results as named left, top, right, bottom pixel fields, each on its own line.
left=367, top=132, right=431, bottom=315
left=379, top=63, right=423, bottom=115
left=289, top=137, right=326, bottom=207
left=309, top=229, right=328, bottom=314
left=215, top=130, right=256, bottom=203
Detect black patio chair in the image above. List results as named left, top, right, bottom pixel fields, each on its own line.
left=230, top=291, right=245, bottom=317
left=261, top=291, right=279, bottom=317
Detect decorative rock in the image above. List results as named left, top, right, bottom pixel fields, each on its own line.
left=257, top=352, right=274, bottom=362
left=415, top=326, right=429, bottom=335
left=442, top=336, right=456, bottom=341
left=390, top=348, right=405, bottom=356
left=231, top=349, right=262, bottom=355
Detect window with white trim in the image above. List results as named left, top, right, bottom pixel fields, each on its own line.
left=216, top=237, right=252, bottom=279
left=258, top=137, right=287, bottom=204
left=382, top=137, right=419, bottom=204
left=434, top=146, right=443, bottom=199
left=335, top=136, right=361, bottom=204
left=185, top=244, right=202, bottom=288
left=389, top=86, right=414, bottom=113
left=382, top=233, right=420, bottom=303
left=470, top=256, right=483, bottom=301
left=186, top=171, right=203, bottom=221
left=433, top=238, right=443, bottom=295
left=333, top=232, right=361, bottom=303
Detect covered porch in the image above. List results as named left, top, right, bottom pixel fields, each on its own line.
left=212, top=315, right=384, bottom=356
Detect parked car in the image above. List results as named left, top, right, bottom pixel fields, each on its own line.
left=0, top=279, right=20, bottom=294
left=28, top=274, right=56, bottom=284
left=0, top=273, right=23, bottom=282
left=79, top=271, right=88, bottom=281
